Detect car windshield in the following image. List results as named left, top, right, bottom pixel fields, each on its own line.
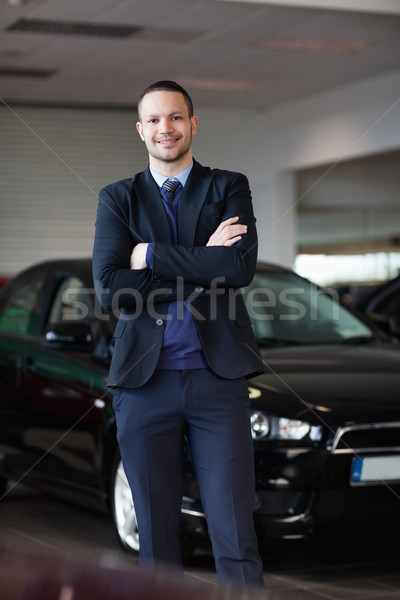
left=244, top=269, right=374, bottom=346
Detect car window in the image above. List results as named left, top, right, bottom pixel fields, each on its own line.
left=245, top=270, right=373, bottom=345
left=49, top=276, right=95, bottom=324
left=47, top=275, right=103, bottom=341
left=0, top=271, right=45, bottom=334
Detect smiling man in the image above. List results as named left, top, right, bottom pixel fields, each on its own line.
left=136, top=86, right=197, bottom=169
left=92, top=80, right=265, bottom=590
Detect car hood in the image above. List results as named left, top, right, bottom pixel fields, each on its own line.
left=249, top=342, right=400, bottom=425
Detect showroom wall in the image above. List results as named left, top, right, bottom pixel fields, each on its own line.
left=296, top=148, right=400, bottom=249
left=193, top=68, right=400, bottom=270
left=0, top=68, right=399, bottom=276
left=0, top=106, right=147, bottom=275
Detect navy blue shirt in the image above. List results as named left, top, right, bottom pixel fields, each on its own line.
left=146, top=164, right=208, bottom=370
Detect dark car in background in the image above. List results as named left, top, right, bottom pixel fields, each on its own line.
left=1, top=258, right=400, bottom=556
left=355, top=274, right=400, bottom=340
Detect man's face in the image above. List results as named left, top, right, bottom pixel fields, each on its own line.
left=136, top=91, right=198, bottom=169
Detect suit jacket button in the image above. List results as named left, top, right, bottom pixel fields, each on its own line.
left=155, top=319, right=164, bottom=326
left=195, top=286, right=204, bottom=293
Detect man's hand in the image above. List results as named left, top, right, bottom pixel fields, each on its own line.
left=130, top=243, right=148, bottom=269
left=206, top=216, right=247, bottom=247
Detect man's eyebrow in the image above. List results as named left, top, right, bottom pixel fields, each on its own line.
left=145, top=111, right=185, bottom=119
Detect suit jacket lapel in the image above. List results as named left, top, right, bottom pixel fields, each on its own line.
left=179, top=161, right=213, bottom=246
left=131, top=168, right=172, bottom=243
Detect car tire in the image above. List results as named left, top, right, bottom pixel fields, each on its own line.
left=110, top=451, right=140, bottom=555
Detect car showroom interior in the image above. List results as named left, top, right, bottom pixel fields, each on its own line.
left=1, top=0, right=400, bottom=598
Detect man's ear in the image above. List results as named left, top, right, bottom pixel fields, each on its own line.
left=136, top=121, right=145, bottom=141
left=191, top=115, right=199, bottom=136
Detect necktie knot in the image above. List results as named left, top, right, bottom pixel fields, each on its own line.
left=162, top=178, right=180, bottom=200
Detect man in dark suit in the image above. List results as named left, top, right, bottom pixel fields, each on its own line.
left=92, top=80, right=265, bottom=589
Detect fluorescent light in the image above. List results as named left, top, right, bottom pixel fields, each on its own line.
left=259, top=36, right=375, bottom=54
left=179, top=78, right=256, bottom=91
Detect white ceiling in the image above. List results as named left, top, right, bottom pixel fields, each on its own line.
left=1, top=0, right=400, bottom=110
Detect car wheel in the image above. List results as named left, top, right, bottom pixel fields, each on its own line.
left=110, top=452, right=140, bottom=555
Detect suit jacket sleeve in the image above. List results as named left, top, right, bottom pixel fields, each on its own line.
left=92, top=181, right=196, bottom=312
left=152, top=171, right=258, bottom=288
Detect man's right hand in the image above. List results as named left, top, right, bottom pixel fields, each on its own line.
left=206, top=216, right=247, bottom=247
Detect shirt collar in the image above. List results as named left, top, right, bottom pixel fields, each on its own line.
left=150, top=161, right=193, bottom=189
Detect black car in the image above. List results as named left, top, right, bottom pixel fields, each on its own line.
left=1, top=258, right=400, bottom=556
left=355, top=275, right=400, bottom=340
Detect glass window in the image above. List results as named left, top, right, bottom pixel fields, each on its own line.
left=0, top=272, right=45, bottom=334
left=245, top=270, right=373, bottom=345
left=47, top=275, right=102, bottom=345
left=49, top=276, right=95, bottom=324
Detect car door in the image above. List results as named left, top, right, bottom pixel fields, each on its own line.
left=0, top=266, right=49, bottom=478
left=1, top=267, right=114, bottom=504
left=21, top=270, right=114, bottom=502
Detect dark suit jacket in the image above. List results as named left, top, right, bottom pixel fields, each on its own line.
left=92, top=160, right=265, bottom=388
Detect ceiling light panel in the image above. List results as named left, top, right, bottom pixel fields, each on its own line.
left=0, top=66, right=56, bottom=78
left=178, top=77, right=256, bottom=91
left=258, top=35, right=376, bottom=54
left=7, top=18, right=143, bottom=38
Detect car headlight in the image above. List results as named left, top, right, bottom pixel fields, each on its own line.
left=250, top=411, right=270, bottom=439
left=277, top=417, right=310, bottom=440
left=250, top=412, right=311, bottom=441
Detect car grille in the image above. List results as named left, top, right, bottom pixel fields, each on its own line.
left=312, top=484, right=400, bottom=521
left=330, top=422, right=400, bottom=453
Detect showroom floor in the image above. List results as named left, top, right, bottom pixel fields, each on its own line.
left=1, top=483, right=400, bottom=599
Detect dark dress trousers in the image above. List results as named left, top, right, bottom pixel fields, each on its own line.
left=92, top=160, right=265, bottom=587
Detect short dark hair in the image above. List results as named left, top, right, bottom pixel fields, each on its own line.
left=137, top=80, right=194, bottom=120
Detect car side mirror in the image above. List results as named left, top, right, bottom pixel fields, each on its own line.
left=43, top=322, right=94, bottom=351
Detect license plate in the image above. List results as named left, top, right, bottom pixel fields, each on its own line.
left=351, top=455, right=400, bottom=485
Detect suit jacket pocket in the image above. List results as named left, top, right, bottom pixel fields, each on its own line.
left=200, top=200, right=225, bottom=220
left=196, top=200, right=225, bottom=242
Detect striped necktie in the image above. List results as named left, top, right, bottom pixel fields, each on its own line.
left=161, top=178, right=181, bottom=200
